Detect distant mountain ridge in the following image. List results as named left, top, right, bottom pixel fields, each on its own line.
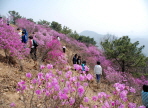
left=79, top=30, right=104, bottom=42
left=79, top=30, right=148, bottom=57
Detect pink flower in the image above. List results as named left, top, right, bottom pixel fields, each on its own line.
left=10, top=102, right=16, bottom=107
left=37, top=72, right=44, bottom=80
left=111, top=101, right=115, bottom=106
left=128, top=102, right=137, bottom=108
left=84, top=66, right=89, bottom=71
left=84, top=97, right=89, bottom=102
left=45, top=90, right=50, bottom=96
left=47, top=64, right=53, bottom=69
left=40, top=65, right=45, bottom=69
left=86, top=74, right=93, bottom=80
left=77, top=85, right=85, bottom=97
left=45, top=73, right=52, bottom=80
left=98, top=92, right=107, bottom=98
left=118, top=104, right=125, bottom=108
left=35, top=90, right=41, bottom=95
left=79, top=74, right=85, bottom=81
left=115, top=100, right=121, bottom=105
left=70, top=76, right=77, bottom=82
left=69, top=97, right=75, bottom=105
left=83, top=82, right=88, bottom=87
left=26, top=72, right=32, bottom=78
left=63, top=87, right=69, bottom=94
left=54, top=84, right=60, bottom=91
left=31, top=78, right=37, bottom=84
left=58, top=91, right=68, bottom=100
left=129, top=87, right=136, bottom=93
left=17, top=80, right=26, bottom=91
left=119, top=90, right=128, bottom=101
left=74, top=64, right=82, bottom=70
left=65, top=71, right=72, bottom=78
left=102, top=101, right=110, bottom=108
left=92, top=96, right=98, bottom=101
left=80, top=104, right=84, bottom=108
left=93, top=105, right=98, bottom=108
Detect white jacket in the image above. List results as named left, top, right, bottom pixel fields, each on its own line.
left=94, top=65, right=102, bottom=75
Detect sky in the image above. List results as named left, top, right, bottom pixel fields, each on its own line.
left=0, top=0, right=148, bottom=38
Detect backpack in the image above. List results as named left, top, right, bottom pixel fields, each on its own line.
left=33, top=40, right=38, bottom=47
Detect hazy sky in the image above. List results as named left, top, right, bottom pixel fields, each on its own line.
left=0, top=0, right=148, bottom=38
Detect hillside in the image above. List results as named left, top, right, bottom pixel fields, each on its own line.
left=0, top=18, right=147, bottom=108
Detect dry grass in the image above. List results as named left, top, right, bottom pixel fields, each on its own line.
left=0, top=44, right=142, bottom=107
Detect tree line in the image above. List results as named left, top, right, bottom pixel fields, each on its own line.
left=7, top=10, right=96, bottom=45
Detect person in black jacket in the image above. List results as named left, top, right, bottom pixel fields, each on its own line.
left=73, top=54, right=77, bottom=64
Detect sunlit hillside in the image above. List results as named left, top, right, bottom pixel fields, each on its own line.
left=0, top=17, right=148, bottom=108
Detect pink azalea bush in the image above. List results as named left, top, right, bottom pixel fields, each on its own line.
left=0, top=19, right=29, bottom=59
left=15, top=64, right=93, bottom=108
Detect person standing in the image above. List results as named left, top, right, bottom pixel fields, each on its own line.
left=77, top=56, right=82, bottom=65
left=81, top=61, right=86, bottom=71
left=63, top=45, right=66, bottom=53
left=142, top=85, right=148, bottom=108
left=57, top=36, right=60, bottom=41
left=94, top=61, right=102, bottom=83
left=17, top=28, right=22, bottom=37
left=73, top=54, right=77, bottom=64
left=28, top=36, right=37, bottom=60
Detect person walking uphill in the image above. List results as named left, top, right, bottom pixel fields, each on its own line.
left=28, top=36, right=38, bottom=60
left=94, top=61, right=102, bottom=83
left=141, top=85, right=148, bottom=108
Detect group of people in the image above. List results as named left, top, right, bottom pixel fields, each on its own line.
left=16, top=27, right=147, bottom=107
left=72, top=54, right=102, bottom=83
left=17, top=28, right=38, bottom=60
left=17, top=28, right=63, bottom=60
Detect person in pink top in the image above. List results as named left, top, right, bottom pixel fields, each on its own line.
left=28, top=36, right=38, bottom=60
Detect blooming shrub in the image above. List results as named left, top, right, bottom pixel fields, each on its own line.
left=14, top=65, right=145, bottom=108
left=0, top=19, right=29, bottom=59
left=15, top=64, right=93, bottom=108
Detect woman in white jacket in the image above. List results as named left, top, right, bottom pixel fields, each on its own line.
left=94, top=61, right=102, bottom=83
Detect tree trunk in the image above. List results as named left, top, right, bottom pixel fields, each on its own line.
left=122, top=60, right=125, bottom=72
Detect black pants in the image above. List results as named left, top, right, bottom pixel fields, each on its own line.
left=63, top=48, right=65, bottom=53
left=30, top=47, right=37, bottom=60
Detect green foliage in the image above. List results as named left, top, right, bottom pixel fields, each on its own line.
left=69, top=31, right=96, bottom=45
left=50, top=21, right=62, bottom=32
left=101, top=36, right=148, bottom=72
left=8, top=10, right=22, bottom=24
left=27, top=18, right=35, bottom=23
left=37, top=20, right=50, bottom=26
left=61, top=26, right=72, bottom=34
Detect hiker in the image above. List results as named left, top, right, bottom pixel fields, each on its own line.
left=77, top=56, right=81, bottom=65
left=81, top=61, right=86, bottom=71
left=17, top=28, right=22, bottom=37
left=94, top=61, right=102, bottom=83
left=57, top=36, right=60, bottom=41
left=63, top=45, right=66, bottom=53
left=142, top=85, right=148, bottom=108
left=73, top=54, right=77, bottom=64
left=22, top=29, right=28, bottom=41
left=21, top=31, right=28, bottom=44
left=28, top=36, right=38, bottom=60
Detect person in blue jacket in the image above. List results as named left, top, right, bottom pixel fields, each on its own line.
left=22, top=29, right=28, bottom=43
left=21, top=31, right=28, bottom=43
left=142, top=85, right=148, bottom=108
left=81, top=61, right=86, bottom=71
